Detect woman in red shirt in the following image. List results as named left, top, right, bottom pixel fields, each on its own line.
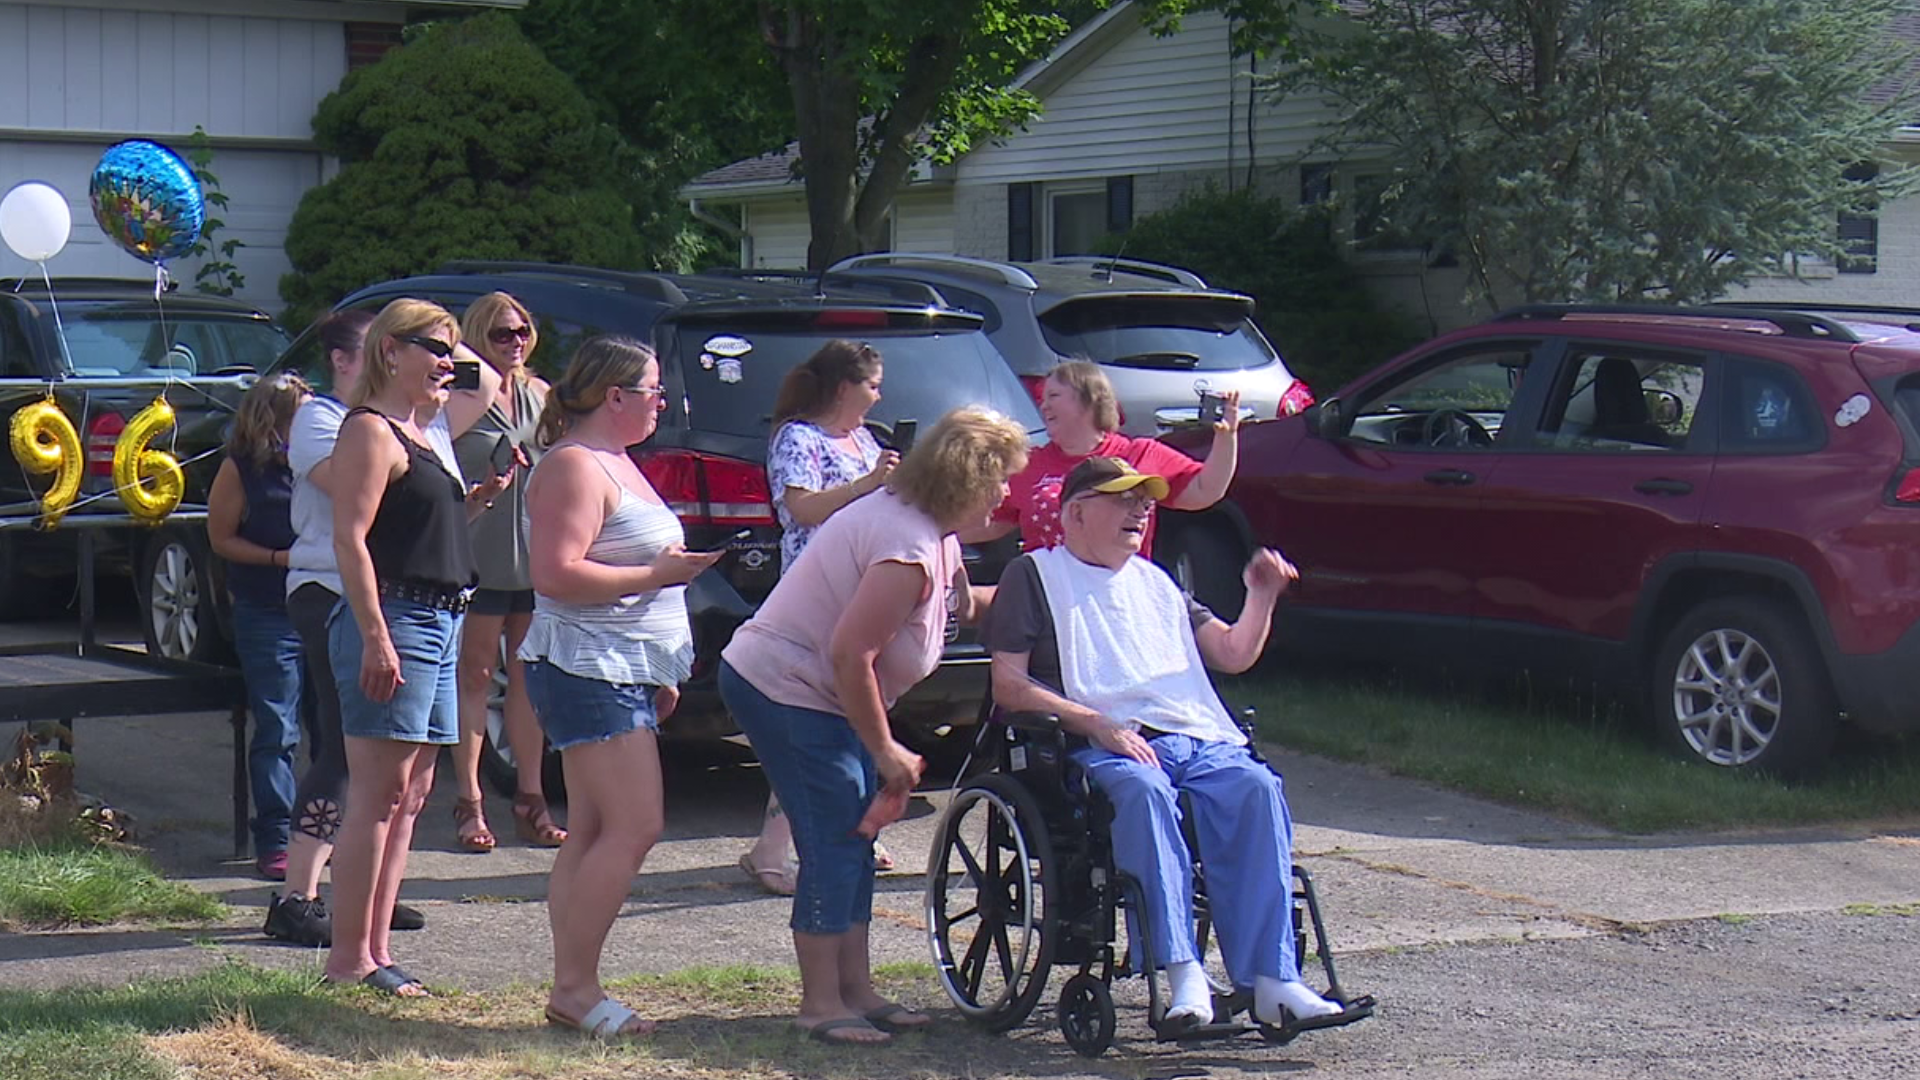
left=986, top=361, right=1243, bottom=556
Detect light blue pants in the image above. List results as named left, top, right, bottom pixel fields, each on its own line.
left=1071, top=733, right=1301, bottom=987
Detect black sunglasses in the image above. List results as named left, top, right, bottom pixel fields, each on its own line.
left=488, top=325, right=533, bottom=344
left=402, top=335, right=455, bottom=359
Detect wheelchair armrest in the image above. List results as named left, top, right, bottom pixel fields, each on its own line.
left=1000, top=710, right=1063, bottom=734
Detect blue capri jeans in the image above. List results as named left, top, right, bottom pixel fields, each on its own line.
left=326, top=596, right=462, bottom=745
left=719, top=659, right=877, bottom=935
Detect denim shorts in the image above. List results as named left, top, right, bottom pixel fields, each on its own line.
left=719, top=659, right=877, bottom=936
left=469, top=588, right=535, bottom=616
left=526, top=660, right=660, bottom=751
left=326, top=596, right=462, bottom=745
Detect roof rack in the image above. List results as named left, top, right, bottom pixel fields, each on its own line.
left=435, top=261, right=687, bottom=304
left=1493, top=303, right=1861, bottom=344
left=1, top=275, right=180, bottom=293
left=827, top=253, right=1039, bottom=290
left=695, top=268, right=954, bottom=308
left=1710, top=300, right=1920, bottom=333
left=1038, top=256, right=1209, bottom=289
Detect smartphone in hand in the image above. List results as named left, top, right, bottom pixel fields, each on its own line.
left=890, top=418, right=918, bottom=453
left=1196, top=391, right=1226, bottom=426
left=489, top=434, right=516, bottom=477
left=451, top=360, right=482, bottom=391
left=697, top=528, right=754, bottom=556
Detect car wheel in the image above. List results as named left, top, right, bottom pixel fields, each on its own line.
left=478, top=644, right=565, bottom=799
left=1157, top=518, right=1247, bottom=619
left=1650, top=597, right=1837, bottom=778
left=142, top=528, right=230, bottom=663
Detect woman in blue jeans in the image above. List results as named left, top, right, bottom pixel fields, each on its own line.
left=207, top=371, right=315, bottom=880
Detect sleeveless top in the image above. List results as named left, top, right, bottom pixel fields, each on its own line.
left=453, top=376, right=542, bottom=591
left=517, top=449, right=694, bottom=687
left=227, top=454, right=295, bottom=609
left=350, top=408, right=477, bottom=593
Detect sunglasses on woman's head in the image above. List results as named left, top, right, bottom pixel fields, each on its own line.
left=402, top=335, right=455, bottom=359
left=489, top=325, right=533, bottom=344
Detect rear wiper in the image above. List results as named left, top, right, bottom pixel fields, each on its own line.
left=1105, top=351, right=1201, bottom=370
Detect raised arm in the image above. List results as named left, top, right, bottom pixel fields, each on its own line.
left=1194, top=547, right=1294, bottom=673
left=1166, top=390, right=1242, bottom=511
left=441, top=342, right=503, bottom=439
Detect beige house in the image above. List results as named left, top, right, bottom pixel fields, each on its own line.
left=0, top=0, right=523, bottom=305
left=686, top=1, right=1920, bottom=330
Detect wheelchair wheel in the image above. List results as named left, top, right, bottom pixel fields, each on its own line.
left=926, top=774, right=1056, bottom=1033
left=1058, top=972, right=1116, bottom=1058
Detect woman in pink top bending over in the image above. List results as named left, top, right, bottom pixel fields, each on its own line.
left=718, top=406, right=1028, bottom=1046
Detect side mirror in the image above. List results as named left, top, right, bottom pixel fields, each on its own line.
left=1646, top=389, right=1684, bottom=426
left=1303, top=397, right=1345, bottom=440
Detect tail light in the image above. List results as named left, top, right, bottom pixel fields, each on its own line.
left=86, top=412, right=125, bottom=477
left=1278, top=379, right=1316, bottom=417
left=635, top=449, right=776, bottom=526
left=1018, top=374, right=1046, bottom=406
left=1895, top=466, right=1920, bottom=503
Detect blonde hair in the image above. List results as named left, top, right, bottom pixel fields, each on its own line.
left=354, top=298, right=460, bottom=406
left=227, top=371, right=311, bottom=468
left=461, top=291, right=539, bottom=379
left=888, top=406, right=1029, bottom=524
left=535, top=336, right=656, bottom=448
left=1048, top=360, right=1121, bottom=433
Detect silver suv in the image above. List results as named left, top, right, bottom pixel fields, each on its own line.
left=826, top=254, right=1314, bottom=435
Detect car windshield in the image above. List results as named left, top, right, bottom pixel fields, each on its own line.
left=672, top=323, right=1042, bottom=439
left=1038, top=296, right=1281, bottom=373
left=56, top=302, right=288, bottom=377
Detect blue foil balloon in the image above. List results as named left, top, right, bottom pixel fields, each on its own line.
left=88, top=140, right=205, bottom=265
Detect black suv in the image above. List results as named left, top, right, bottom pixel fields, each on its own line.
left=0, top=277, right=289, bottom=658
left=267, top=262, right=1042, bottom=788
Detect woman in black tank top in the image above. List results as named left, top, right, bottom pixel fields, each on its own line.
left=321, top=298, right=481, bottom=998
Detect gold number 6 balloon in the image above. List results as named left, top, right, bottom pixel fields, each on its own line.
left=8, top=396, right=83, bottom=528
left=113, top=396, right=184, bottom=523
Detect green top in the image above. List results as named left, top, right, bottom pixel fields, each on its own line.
left=453, top=375, right=544, bottom=592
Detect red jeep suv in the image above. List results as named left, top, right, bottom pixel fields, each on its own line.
left=1158, top=303, right=1920, bottom=777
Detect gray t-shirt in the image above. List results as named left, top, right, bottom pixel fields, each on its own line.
left=285, top=396, right=462, bottom=598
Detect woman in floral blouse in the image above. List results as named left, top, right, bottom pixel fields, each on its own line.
left=739, top=340, right=900, bottom=894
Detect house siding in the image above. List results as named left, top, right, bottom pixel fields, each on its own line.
left=743, top=187, right=955, bottom=268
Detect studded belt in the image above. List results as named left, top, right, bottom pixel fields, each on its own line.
left=377, top=578, right=473, bottom=614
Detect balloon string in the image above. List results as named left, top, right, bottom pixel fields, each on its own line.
left=37, top=260, right=72, bottom=373
left=153, top=262, right=179, bottom=454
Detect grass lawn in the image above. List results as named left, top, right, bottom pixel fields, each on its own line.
left=1222, top=664, right=1920, bottom=833
left=0, top=961, right=1161, bottom=1080
left=0, top=838, right=223, bottom=930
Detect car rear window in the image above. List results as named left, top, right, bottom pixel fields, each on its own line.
left=1038, top=296, right=1279, bottom=373
left=1895, top=373, right=1920, bottom=446
left=59, top=302, right=288, bottom=377
left=671, top=323, right=1040, bottom=439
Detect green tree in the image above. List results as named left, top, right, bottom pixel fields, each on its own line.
left=279, top=13, right=670, bottom=326
left=1095, top=185, right=1425, bottom=390
left=1267, top=0, right=1916, bottom=308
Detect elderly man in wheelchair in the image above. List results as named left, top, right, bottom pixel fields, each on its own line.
left=951, top=455, right=1371, bottom=1052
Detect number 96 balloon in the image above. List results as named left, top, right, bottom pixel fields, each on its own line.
left=88, top=140, right=204, bottom=265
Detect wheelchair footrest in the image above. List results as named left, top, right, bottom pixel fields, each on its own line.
left=1155, top=1019, right=1251, bottom=1043
left=1258, top=994, right=1376, bottom=1040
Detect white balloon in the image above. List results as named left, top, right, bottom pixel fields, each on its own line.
left=0, top=182, right=73, bottom=263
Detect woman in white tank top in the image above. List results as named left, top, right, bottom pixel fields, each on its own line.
left=519, top=337, right=721, bottom=1038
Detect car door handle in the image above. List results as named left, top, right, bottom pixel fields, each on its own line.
left=1423, top=468, right=1476, bottom=486
left=1634, top=478, right=1694, bottom=496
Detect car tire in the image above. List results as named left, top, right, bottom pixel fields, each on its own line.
left=1649, top=597, right=1837, bottom=778
left=478, top=645, right=565, bottom=800
left=1156, top=517, right=1247, bottom=620
left=142, top=528, right=231, bottom=663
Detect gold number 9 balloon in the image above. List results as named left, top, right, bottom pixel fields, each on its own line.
left=113, top=396, right=184, bottom=524
left=8, top=396, right=83, bottom=528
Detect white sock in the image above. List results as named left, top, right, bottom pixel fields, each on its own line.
left=1256, top=976, right=1341, bottom=1024
left=1165, top=960, right=1212, bottom=1022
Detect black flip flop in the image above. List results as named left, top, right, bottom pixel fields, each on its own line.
left=354, top=966, right=428, bottom=997
left=862, top=1003, right=931, bottom=1033
left=799, top=1017, right=892, bottom=1045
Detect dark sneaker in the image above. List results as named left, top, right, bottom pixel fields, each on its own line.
left=391, top=902, right=426, bottom=931
left=263, top=892, right=331, bottom=947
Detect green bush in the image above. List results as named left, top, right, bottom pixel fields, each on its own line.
left=279, top=13, right=693, bottom=329
left=1096, top=184, right=1426, bottom=392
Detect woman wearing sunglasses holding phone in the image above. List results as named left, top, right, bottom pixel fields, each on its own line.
left=449, top=291, right=564, bottom=854
left=325, top=298, right=479, bottom=996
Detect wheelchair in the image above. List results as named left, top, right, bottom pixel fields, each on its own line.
left=924, top=706, right=1374, bottom=1058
